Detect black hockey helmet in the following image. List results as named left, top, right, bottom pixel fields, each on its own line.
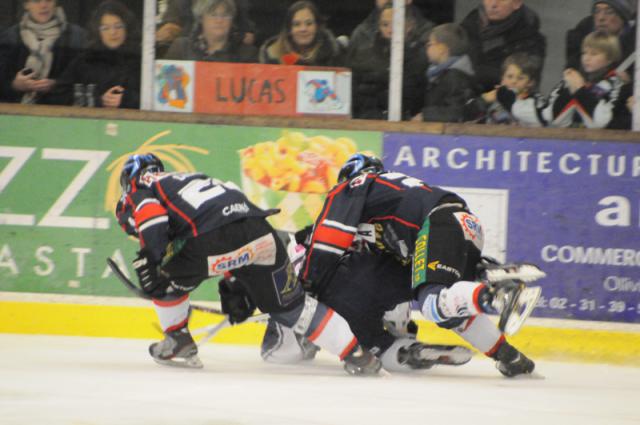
left=338, top=153, right=384, bottom=182
left=119, top=153, right=164, bottom=193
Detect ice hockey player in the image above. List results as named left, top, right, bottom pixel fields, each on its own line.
left=298, top=153, right=543, bottom=377
left=115, top=153, right=381, bottom=375
left=261, top=233, right=474, bottom=373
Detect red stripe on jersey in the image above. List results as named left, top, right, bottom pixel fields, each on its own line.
left=315, top=224, right=354, bottom=249
left=152, top=294, right=189, bottom=307
left=375, top=178, right=404, bottom=191
left=369, top=215, right=420, bottom=229
left=460, top=315, right=476, bottom=332
left=134, top=203, right=168, bottom=227
left=339, top=337, right=358, bottom=360
left=155, top=182, right=198, bottom=237
left=308, top=309, right=334, bottom=342
left=485, top=334, right=506, bottom=357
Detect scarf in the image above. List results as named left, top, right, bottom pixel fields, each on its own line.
left=19, top=7, right=66, bottom=103
left=477, top=5, right=524, bottom=40
left=427, top=56, right=460, bottom=81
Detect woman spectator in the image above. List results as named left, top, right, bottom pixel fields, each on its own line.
left=258, top=0, right=343, bottom=66
left=55, top=0, right=140, bottom=108
left=165, top=0, right=257, bottom=63
left=346, top=3, right=428, bottom=120
left=0, top=0, right=86, bottom=104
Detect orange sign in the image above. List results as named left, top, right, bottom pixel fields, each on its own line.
left=194, top=62, right=300, bottom=116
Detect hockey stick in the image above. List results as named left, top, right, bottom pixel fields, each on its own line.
left=106, top=257, right=227, bottom=316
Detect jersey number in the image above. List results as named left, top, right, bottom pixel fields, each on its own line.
left=178, top=178, right=226, bottom=209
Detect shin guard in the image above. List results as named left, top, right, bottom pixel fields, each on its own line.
left=152, top=295, right=190, bottom=332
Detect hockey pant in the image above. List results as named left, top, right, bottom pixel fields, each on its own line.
left=151, top=218, right=359, bottom=361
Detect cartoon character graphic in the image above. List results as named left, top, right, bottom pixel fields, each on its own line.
left=304, top=79, right=342, bottom=110
left=156, top=64, right=190, bottom=109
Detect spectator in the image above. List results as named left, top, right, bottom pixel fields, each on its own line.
left=460, top=0, right=546, bottom=92
left=0, top=0, right=87, bottom=104
left=566, top=0, right=636, bottom=80
left=473, top=52, right=544, bottom=126
left=156, top=0, right=256, bottom=58
left=413, top=23, right=479, bottom=123
left=349, top=0, right=434, bottom=49
left=347, top=3, right=427, bottom=119
left=165, top=0, right=257, bottom=62
left=54, top=0, right=141, bottom=109
left=505, top=32, right=625, bottom=129
left=258, top=0, right=344, bottom=66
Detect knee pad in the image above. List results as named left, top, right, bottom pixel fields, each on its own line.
left=271, top=294, right=318, bottom=330
left=417, top=281, right=484, bottom=323
left=436, top=317, right=466, bottom=329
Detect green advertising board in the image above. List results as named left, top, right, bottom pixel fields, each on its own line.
left=0, top=115, right=381, bottom=300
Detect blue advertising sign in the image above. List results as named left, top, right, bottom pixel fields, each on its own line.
left=383, top=133, right=640, bottom=323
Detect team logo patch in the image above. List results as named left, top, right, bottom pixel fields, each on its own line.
left=349, top=174, right=367, bottom=188
left=207, top=234, right=277, bottom=276
left=453, top=212, right=484, bottom=250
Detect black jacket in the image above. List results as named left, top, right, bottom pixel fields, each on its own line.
left=347, top=32, right=427, bottom=120
left=259, top=28, right=344, bottom=66
left=54, top=46, right=141, bottom=109
left=0, top=22, right=87, bottom=104
left=461, top=6, right=546, bottom=91
left=422, top=56, right=480, bottom=123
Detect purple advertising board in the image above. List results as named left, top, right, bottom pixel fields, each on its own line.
left=383, top=133, right=640, bottom=323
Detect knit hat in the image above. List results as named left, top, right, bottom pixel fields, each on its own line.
left=593, top=0, right=634, bottom=22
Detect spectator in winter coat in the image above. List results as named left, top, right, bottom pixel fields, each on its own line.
left=259, top=1, right=344, bottom=66
left=54, top=0, right=141, bottom=109
left=165, top=0, right=257, bottom=63
left=566, top=0, right=636, bottom=81
left=0, top=0, right=86, bottom=104
left=349, top=0, right=434, bottom=49
left=414, top=23, right=479, bottom=123
left=347, top=3, right=428, bottom=120
left=507, top=31, right=626, bottom=129
left=460, top=0, right=546, bottom=92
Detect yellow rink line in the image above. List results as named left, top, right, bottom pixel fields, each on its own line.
left=1, top=300, right=639, bottom=366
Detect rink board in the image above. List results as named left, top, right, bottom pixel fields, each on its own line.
left=1, top=297, right=639, bottom=367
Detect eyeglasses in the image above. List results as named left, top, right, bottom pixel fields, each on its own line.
left=99, top=23, right=126, bottom=32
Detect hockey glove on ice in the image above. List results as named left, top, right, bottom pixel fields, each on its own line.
left=219, top=278, right=256, bottom=324
left=132, top=252, right=169, bottom=298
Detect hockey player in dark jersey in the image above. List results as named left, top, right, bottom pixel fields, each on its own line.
left=299, top=153, right=543, bottom=377
left=115, top=153, right=381, bottom=375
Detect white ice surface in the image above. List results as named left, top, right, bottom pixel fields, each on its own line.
left=1, top=334, right=638, bottom=425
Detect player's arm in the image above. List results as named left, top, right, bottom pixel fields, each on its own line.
left=301, top=179, right=369, bottom=291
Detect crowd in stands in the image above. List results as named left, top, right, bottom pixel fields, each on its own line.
left=0, top=0, right=636, bottom=129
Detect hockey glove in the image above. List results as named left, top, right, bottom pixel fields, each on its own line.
left=132, top=252, right=169, bottom=298
left=219, top=278, right=256, bottom=324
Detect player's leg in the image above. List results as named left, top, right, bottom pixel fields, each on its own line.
left=230, top=219, right=381, bottom=375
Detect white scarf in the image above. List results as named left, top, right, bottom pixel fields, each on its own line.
left=19, top=7, right=67, bottom=103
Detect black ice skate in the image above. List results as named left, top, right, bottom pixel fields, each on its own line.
left=149, top=325, right=203, bottom=369
left=400, top=342, right=473, bottom=369
left=343, top=345, right=382, bottom=376
left=493, top=341, right=535, bottom=378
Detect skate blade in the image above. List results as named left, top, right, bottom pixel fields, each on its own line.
left=417, top=345, right=474, bottom=366
left=502, top=286, right=542, bottom=336
left=485, top=264, right=546, bottom=284
left=153, top=355, right=204, bottom=369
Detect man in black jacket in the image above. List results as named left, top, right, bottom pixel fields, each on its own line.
left=460, top=0, right=546, bottom=92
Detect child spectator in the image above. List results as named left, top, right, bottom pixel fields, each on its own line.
left=477, top=52, right=544, bottom=126
left=505, top=31, right=625, bottom=128
left=566, top=0, right=635, bottom=80
left=0, top=0, right=87, bottom=104
left=54, top=0, right=141, bottom=109
left=165, top=0, right=257, bottom=63
left=414, top=23, right=479, bottom=123
left=347, top=3, right=428, bottom=120
left=258, top=0, right=343, bottom=66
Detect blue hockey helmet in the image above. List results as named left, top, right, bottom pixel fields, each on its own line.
left=119, top=153, right=164, bottom=193
left=337, top=153, right=384, bottom=183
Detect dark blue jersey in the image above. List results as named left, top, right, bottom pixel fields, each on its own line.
left=301, top=171, right=460, bottom=288
left=116, top=171, right=271, bottom=264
